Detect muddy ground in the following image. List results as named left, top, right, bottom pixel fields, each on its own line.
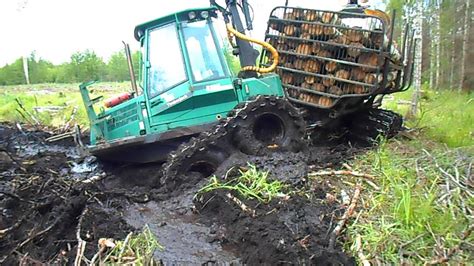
left=0, top=122, right=368, bottom=264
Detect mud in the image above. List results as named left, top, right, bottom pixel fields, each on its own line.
left=196, top=191, right=353, bottom=264
left=0, top=122, right=367, bottom=264
left=124, top=189, right=241, bottom=264
left=0, top=123, right=131, bottom=264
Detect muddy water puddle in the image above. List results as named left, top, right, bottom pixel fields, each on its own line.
left=124, top=191, right=240, bottom=264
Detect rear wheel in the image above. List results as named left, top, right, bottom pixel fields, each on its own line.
left=345, top=108, right=403, bottom=145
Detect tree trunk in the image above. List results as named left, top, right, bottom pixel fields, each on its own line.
left=459, top=0, right=470, bottom=91
left=410, top=1, right=423, bottom=117
left=22, top=56, right=30, bottom=85
left=434, top=0, right=441, bottom=89
left=449, top=28, right=456, bottom=89
left=449, top=0, right=458, bottom=89
left=429, top=5, right=435, bottom=90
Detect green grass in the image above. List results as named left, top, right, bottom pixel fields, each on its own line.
left=0, top=82, right=129, bottom=129
left=345, top=140, right=473, bottom=264
left=383, top=88, right=474, bottom=147
left=102, top=225, right=163, bottom=265
left=339, top=88, right=474, bottom=264
left=197, top=164, right=288, bottom=203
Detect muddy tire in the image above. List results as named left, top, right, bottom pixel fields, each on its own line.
left=232, top=96, right=306, bottom=155
left=161, top=139, right=233, bottom=189
left=345, top=108, right=403, bottom=145
left=174, top=145, right=229, bottom=177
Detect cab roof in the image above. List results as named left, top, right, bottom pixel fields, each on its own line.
left=134, top=6, right=218, bottom=41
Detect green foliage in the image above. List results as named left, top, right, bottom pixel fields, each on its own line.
left=383, top=89, right=474, bottom=147
left=0, top=49, right=140, bottom=85
left=0, top=58, right=26, bottom=85
left=198, top=164, right=288, bottom=203
left=106, top=51, right=130, bottom=82
left=345, top=140, right=473, bottom=264
left=68, top=50, right=106, bottom=82
left=102, top=225, right=164, bottom=265
left=223, top=44, right=240, bottom=75
left=28, top=53, right=55, bottom=84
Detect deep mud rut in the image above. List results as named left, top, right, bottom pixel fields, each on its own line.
left=0, top=122, right=367, bottom=264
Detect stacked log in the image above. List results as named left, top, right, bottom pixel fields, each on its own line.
left=267, top=8, right=402, bottom=108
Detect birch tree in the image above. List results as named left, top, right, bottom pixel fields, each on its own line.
left=434, top=0, right=441, bottom=89
left=459, top=0, right=471, bottom=91
left=449, top=0, right=458, bottom=89
left=429, top=4, right=435, bottom=89
left=22, top=56, right=30, bottom=85
left=410, top=0, right=423, bottom=116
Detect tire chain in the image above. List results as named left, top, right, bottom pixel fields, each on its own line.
left=159, top=95, right=305, bottom=190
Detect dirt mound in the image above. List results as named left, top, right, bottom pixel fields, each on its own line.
left=196, top=191, right=354, bottom=265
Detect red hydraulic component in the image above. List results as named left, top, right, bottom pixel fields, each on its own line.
left=104, top=92, right=133, bottom=108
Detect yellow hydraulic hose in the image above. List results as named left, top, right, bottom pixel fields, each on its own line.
left=364, top=9, right=391, bottom=29
left=226, top=23, right=279, bottom=73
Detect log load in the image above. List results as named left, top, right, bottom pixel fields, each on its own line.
left=311, top=83, right=326, bottom=92
left=350, top=68, right=366, bottom=81
left=347, top=42, right=364, bottom=58
left=296, top=43, right=312, bottom=55
left=283, top=25, right=298, bottom=36
left=318, top=96, right=333, bottom=107
left=271, top=8, right=402, bottom=108
left=325, top=61, right=338, bottom=73
left=305, top=10, right=319, bottom=21
left=322, top=74, right=336, bottom=87
left=335, top=69, right=350, bottom=80
left=358, top=53, right=383, bottom=72
left=328, top=86, right=343, bottom=96
left=304, top=60, right=321, bottom=73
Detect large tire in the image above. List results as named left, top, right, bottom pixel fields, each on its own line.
left=160, top=138, right=234, bottom=189
left=232, top=96, right=306, bottom=155
left=345, top=108, right=403, bottom=145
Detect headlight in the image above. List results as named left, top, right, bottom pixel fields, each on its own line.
left=188, top=11, right=196, bottom=20
left=200, top=11, right=209, bottom=19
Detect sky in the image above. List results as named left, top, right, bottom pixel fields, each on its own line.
left=0, top=0, right=384, bottom=67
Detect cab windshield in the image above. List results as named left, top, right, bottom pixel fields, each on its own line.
left=182, top=20, right=226, bottom=82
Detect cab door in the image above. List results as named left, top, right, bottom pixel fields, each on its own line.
left=144, top=22, right=194, bottom=128
left=180, top=19, right=238, bottom=121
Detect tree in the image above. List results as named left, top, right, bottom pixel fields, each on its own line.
left=410, top=0, right=423, bottom=116
left=68, top=50, right=106, bottom=82
left=459, top=0, right=471, bottom=91
left=106, top=51, right=129, bottom=82
left=27, top=52, right=55, bottom=83
left=0, top=59, right=26, bottom=85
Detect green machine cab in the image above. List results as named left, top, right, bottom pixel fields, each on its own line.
left=79, top=6, right=284, bottom=163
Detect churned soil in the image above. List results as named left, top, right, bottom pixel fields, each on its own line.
left=0, top=122, right=364, bottom=264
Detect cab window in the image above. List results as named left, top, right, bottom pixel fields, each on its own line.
left=147, top=23, right=187, bottom=98
left=183, top=20, right=226, bottom=82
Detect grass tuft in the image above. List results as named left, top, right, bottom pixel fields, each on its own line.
left=197, top=164, right=288, bottom=203
left=102, top=225, right=164, bottom=265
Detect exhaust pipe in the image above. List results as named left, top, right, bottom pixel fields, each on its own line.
left=122, top=41, right=139, bottom=95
